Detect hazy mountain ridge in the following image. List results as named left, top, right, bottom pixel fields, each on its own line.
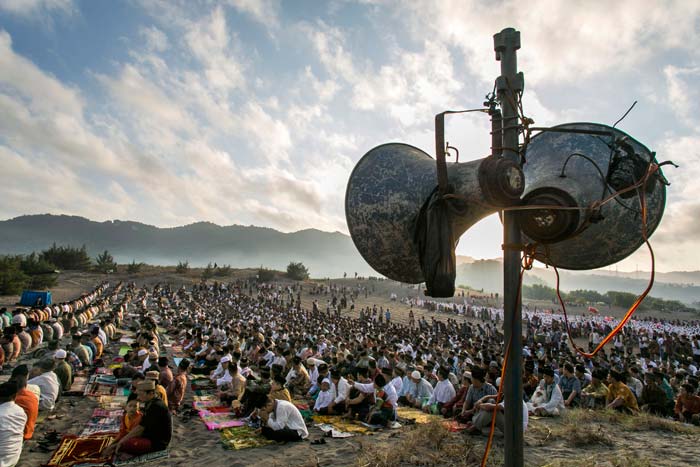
left=0, top=214, right=372, bottom=278
left=456, top=260, right=700, bottom=305
left=1, top=214, right=698, bottom=304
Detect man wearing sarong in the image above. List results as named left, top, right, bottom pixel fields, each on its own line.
left=105, top=380, right=172, bottom=457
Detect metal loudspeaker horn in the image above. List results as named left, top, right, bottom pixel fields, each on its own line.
left=346, top=143, right=524, bottom=286
left=515, top=122, right=668, bottom=269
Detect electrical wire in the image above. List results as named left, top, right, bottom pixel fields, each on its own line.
left=550, top=162, right=657, bottom=360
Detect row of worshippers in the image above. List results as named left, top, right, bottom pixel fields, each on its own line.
left=524, top=360, right=700, bottom=423
left=0, top=282, right=121, bottom=370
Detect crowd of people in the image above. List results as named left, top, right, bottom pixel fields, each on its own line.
left=1, top=277, right=699, bottom=466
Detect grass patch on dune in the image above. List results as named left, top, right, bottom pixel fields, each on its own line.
left=356, top=421, right=503, bottom=467
left=540, top=454, right=653, bottom=467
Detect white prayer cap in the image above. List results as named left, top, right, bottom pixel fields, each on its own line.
left=54, top=349, right=67, bottom=359
left=221, top=356, right=231, bottom=363
left=411, top=370, right=421, bottom=380
left=137, top=349, right=148, bottom=356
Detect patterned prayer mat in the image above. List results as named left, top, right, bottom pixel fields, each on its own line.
left=64, top=376, right=90, bottom=396
left=98, top=395, right=129, bottom=409
left=112, top=449, right=169, bottom=465
left=396, top=407, right=443, bottom=424
left=198, top=409, right=246, bottom=430
left=220, top=426, right=275, bottom=450
left=43, top=433, right=116, bottom=467
left=192, top=394, right=218, bottom=402
left=312, top=415, right=373, bottom=435
left=80, top=412, right=122, bottom=436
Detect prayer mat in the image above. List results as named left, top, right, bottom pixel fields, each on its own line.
left=192, top=400, right=222, bottom=410
left=92, top=408, right=124, bottom=418
left=194, top=390, right=216, bottom=397
left=220, top=426, right=274, bottom=450
left=118, top=346, right=130, bottom=357
left=316, top=424, right=355, bottom=438
left=85, top=383, right=118, bottom=397
left=396, top=407, right=443, bottom=424
left=198, top=410, right=246, bottom=430
left=98, top=395, right=128, bottom=409
left=312, top=416, right=372, bottom=434
left=111, top=449, right=169, bottom=466
left=43, top=433, right=116, bottom=467
left=80, top=413, right=122, bottom=436
left=64, top=376, right=90, bottom=396
left=443, top=420, right=470, bottom=432
left=193, top=394, right=218, bottom=402
left=95, top=368, right=113, bottom=375
left=293, top=401, right=310, bottom=411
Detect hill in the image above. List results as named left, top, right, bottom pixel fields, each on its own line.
left=0, top=214, right=374, bottom=278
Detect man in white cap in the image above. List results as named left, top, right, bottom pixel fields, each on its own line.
left=53, top=349, right=73, bottom=392
left=213, top=356, right=232, bottom=387
left=136, top=349, right=151, bottom=372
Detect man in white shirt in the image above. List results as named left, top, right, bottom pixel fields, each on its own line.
left=258, top=397, right=308, bottom=441
left=0, top=381, right=28, bottom=467
left=28, top=360, right=60, bottom=411
left=328, top=371, right=350, bottom=414
left=423, top=367, right=456, bottom=413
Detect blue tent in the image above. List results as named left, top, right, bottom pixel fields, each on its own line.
left=19, top=291, right=52, bottom=306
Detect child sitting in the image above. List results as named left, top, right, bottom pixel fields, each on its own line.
left=313, top=379, right=334, bottom=414
left=117, top=394, right=142, bottom=441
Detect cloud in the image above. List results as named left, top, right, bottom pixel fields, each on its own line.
left=185, top=6, right=246, bottom=92
left=140, top=26, right=169, bottom=52
left=0, top=0, right=74, bottom=19
left=227, top=0, right=281, bottom=31
left=664, top=65, right=700, bottom=128
left=395, top=0, right=700, bottom=86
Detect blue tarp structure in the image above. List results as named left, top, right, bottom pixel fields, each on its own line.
left=19, top=290, right=52, bottom=306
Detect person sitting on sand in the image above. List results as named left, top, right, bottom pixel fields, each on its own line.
left=442, top=371, right=470, bottom=418
left=527, top=367, right=564, bottom=416
left=0, top=381, right=27, bottom=467
left=104, top=380, right=172, bottom=457
left=218, top=363, right=246, bottom=407
left=640, top=371, right=669, bottom=416
left=581, top=369, right=609, bottom=409
left=256, top=396, right=309, bottom=442
left=145, top=371, right=168, bottom=407
left=313, top=378, right=334, bottom=414
left=8, top=365, right=38, bottom=441
left=327, top=369, right=350, bottom=414
left=351, top=373, right=398, bottom=426
left=468, top=395, right=528, bottom=435
left=674, top=383, right=700, bottom=423
left=422, top=366, right=456, bottom=414
left=285, top=356, right=310, bottom=395
left=53, top=349, right=73, bottom=392
left=166, top=358, right=190, bottom=413
left=606, top=370, right=639, bottom=414
left=28, top=359, right=60, bottom=412
left=116, top=394, right=143, bottom=442
left=459, top=368, right=497, bottom=422
left=269, top=375, right=292, bottom=403
left=402, top=370, right=433, bottom=409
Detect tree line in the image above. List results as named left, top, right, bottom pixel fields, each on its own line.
left=522, top=283, right=695, bottom=313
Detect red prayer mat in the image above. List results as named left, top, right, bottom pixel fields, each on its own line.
left=43, top=433, right=116, bottom=467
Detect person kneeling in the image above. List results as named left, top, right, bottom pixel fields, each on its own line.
left=104, top=380, right=171, bottom=458
left=257, top=396, right=308, bottom=442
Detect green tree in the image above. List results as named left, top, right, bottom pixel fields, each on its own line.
left=257, top=267, right=275, bottom=282
left=127, top=260, right=144, bottom=274
left=522, top=283, right=557, bottom=301
left=214, top=264, right=232, bottom=277
left=20, top=253, right=58, bottom=289
left=202, top=262, right=214, bottom=280
left=176, top=261, right=189, bottom=274
left=286, top=261, right=309, bottom=281
left=40, top=243, right=91, bottom=270
left=95, top=250, right=117, bottom=273
left=0, top=255, right=30, bottom=295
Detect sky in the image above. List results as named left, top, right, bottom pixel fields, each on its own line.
left=0, top=0, right=699, bottom=273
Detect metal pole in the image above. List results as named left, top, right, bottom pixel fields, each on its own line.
left=494, top=27, right=524, bottom=467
